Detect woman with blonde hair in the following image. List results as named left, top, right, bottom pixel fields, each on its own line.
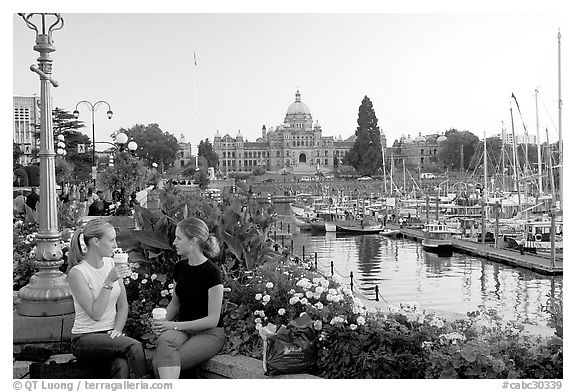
left=152, top=217, right=225, bottom=379
left=67, top=219, right=148, bottom=378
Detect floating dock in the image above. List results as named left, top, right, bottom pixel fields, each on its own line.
left=387, top=224, right=563, bottom=275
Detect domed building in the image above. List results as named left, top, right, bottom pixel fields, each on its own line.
left=213, top=90, right=377, bottom=174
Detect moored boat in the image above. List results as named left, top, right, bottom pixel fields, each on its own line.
left=422, top=222, right=454, bottom=256
left=379, top=228, right=400, bottom=237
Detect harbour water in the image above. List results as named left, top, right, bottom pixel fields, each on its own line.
left=291, top=232, right=562, bottom=328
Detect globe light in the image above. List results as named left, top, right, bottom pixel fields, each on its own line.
left=128, top=141, right=138, bottom=151
left=116, top=132, right=128, bottom=144
left=73, top=110, right=79, bottom=119
left=57, top=141, right=65, bottom=148
left=152, top=162, right=158, bottom=168
left=57, top=134, right=65, bottom=141
left=57, top=148, right=65, bottom=155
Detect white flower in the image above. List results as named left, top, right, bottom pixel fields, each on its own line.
left=332, top=295, right=342, bottom=303
left=305, top=291, right=314, bottom=299
left=255, top=293, right=263, bottom=301
left=288, top=289, right=295, bottom=294
left=169, top=289, right=174, bottom=295
left=150, top=274, right=157, bottom=281
left=326, top=294, right=334, bottom=302
left=124, top=278, right=130, bottom=285
left=254, top=317, right=262, bottom=324
left=312, top=277, right=321, bottom=284
left=168, top=283, right=174, bottom=289
left=314, top=302, right=324, bottom=310
left=300, top=298, right=309, bottom=306
left=315, top=286, right=324, bottom=294
left=313, top=292, right=321, bottom=300
left=160, top=289, right=169, bottom=297
left=265, top=282, right=274, bottom=289
left=330, top=316, right=343, bottom=325
left=140, top=279, right=148, bottom=285
left=278, top=308, right=286, bottom=316
left=262, top=294, right=271, bottom=303
left=356, top=316, right=366, bottom=326
left=144, top=274, right=149, bottom=279
left=349, top=324, right=358, bottom=331
left=328, top=288, right=338, bottom=295
left=289, top=297, right=300, bottom=305
left=254, top=310, right=265, bottom=317
left=320, top=279, right=330, bottom=287
left=300, top=312, right=307, bottom=317
left=130, top=272, right=139, bottom=280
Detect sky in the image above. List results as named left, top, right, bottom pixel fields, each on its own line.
left=9, top=5, right=573, bottom=154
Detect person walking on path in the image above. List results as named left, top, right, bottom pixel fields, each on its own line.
left=151, top=217, right=225, bottom=379
left=67, top=220, right=148, bottom=379
left=26, top=187, right=40, bottom=211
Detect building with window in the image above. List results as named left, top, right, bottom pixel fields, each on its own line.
left=391, top=132, right=441, bottom=171
left=213, top=90, right=385, bottom=173
left=175, top=133, right=193, bottom=168
left=13, top=95, right=42, bottom=165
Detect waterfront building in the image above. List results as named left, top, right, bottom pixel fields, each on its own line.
left=13, top=95, right=42, bottom=166
left=175, top=133, right=193, bottom=168
left=213, top=90, right=385, bottom=174
left=392, top=132, right=442, bottom=171
left=496, top=132, right=537, bottom=145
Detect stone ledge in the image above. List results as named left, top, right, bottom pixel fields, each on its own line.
left=13, top=353, right=320, bottom=379
left=200, top=354, right=320, bottom=379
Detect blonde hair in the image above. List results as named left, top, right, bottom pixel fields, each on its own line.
left=178, top=217, right=220, bottom=259
left=67, top=219, right=114, bottom=271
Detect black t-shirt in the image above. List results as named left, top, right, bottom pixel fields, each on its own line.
left=174, top=259, right=224, bottom=327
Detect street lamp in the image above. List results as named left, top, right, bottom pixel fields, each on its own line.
left=17, top=13, right=74, bottom=316
left=73, top=100, right=113, bottom=186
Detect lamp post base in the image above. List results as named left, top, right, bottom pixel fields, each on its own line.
left=17, top=269, right=74, bottom=317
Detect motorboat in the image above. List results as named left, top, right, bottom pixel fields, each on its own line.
left=379, top=228, right=400, bottom=237
left=421, top=222, right=454, bottom=257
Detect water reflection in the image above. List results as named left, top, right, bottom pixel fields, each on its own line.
left=292, top=232, right=562, bottom=327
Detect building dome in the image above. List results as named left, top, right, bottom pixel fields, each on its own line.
left=286, top=90, right=311, bottom=115
left=414, top=132, right=425, bottom=143
left=437, top=135, right=447, bottom=143
left=404, top=134, right=413, bottom=144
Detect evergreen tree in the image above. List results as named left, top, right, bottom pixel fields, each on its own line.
left=438, top=129, right=479, bottom=171
left=343, top=96, right=382, bottom=176
left=52, top=108, right=92, bottom=183
left=198, top=138, right=219, bottom=168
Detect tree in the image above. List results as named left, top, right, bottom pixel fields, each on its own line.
left=342, top=96, right=382, bottom=176
left=13, top=143, right=23, bottom=168
left=98, top=151, right=148, bottom=197
left=52, top=107, right=85, bottom=134
left=198, top=139, right=219, bottom=168
left=24, top=165, right=40, bottom=186
left=437, top=129, right=480, bottom=171
left=116, top=124, right=179, bottom=171
left=55, top=155, right=74, bottom=184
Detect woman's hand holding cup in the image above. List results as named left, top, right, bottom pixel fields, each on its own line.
left=152, top=308, right=167, bottom=335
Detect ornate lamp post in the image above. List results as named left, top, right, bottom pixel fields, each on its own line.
left=73, top=100, right=113, bottom=186
left=17, top=13, right=74, bottom=316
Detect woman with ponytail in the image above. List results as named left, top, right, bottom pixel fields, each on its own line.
left=67, top=219, right=148, bottom=378
left=151, top=217, right=225, bottom=379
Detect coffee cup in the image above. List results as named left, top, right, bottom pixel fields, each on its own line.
left=152, top=308, right=167, bottom=321
left=113, top=252, right=130, bottom=278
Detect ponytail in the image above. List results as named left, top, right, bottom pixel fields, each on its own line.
left=67, top=228, right=86, bottom=272
left=200, top=234, right=220, bottom=259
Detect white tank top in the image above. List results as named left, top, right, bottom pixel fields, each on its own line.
left=71, top=257, right=121, bottom=334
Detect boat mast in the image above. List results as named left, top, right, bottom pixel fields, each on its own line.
left=390, top=151, right=394, bottom=196
left=509, top=100, right=521, bottom=208
left=501, top=120, right=506, bottom=192
left=546, top=129, right=556, bottom=267
left=483, top=130, right=488, bottom=211
left=402, top=158, right=406, bottom=198
left=382, top=139, right=387, bottom=195
left=557, top=30, right=563, bottom=213
left=535, top=88, right=543, bottom=194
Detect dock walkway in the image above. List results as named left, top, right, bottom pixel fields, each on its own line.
left=387, top=223, right=562, bottom=275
